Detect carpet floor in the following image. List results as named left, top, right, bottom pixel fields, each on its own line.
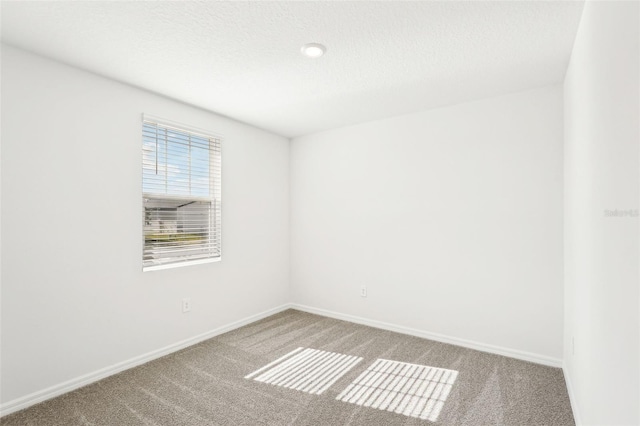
left=1, top=309, right=575, bottom=425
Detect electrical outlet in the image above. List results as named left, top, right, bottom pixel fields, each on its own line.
left=360, top=285, right=367, bottom=298
left=182, top=298, right=191, bottom=313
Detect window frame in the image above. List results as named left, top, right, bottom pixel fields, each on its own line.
left=141, top=114, right=222, bottom=272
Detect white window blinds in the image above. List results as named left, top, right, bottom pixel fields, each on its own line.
left=142, top=116, right=221, bottom=271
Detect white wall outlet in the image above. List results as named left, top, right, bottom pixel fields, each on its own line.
left=360, top=285, right=367, bottom=298
left=182, top=298, right=191, bottom=313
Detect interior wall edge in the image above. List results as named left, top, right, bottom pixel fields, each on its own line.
left=562, top=364, right=583, bottom=426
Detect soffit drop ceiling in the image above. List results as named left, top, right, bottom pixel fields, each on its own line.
left=1, top=1, right=584, bottom=138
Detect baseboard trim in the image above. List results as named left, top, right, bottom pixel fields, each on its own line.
left=0, top=304, right=291, bottom=417
left=563, top=365, right=582, bottom=425
left=1, top=302, right=564, bottom=417
left=290, top=303, right=563, bottom=368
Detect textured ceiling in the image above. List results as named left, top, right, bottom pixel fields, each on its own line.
left=1, top=1, right=584, bottom=138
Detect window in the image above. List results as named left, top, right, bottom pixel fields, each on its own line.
left=142, top=115, right=221, bottom=271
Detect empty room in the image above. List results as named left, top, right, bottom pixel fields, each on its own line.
left=1, top=1, right=638, bottom=425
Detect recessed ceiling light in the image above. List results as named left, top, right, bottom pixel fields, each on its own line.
left=301, top=43, right=326, bottom=58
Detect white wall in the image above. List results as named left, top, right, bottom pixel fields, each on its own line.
left=0, top=46, right=290, bottom=405
left=563, top=1, right=639, bottom=425
left=291, top=85, right=564, bottom=362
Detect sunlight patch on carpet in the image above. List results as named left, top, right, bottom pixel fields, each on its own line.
left=336, top=359, right=458, bottom=421
left=245, top=347, right=363, bottom=395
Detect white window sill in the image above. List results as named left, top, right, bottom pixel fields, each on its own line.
left=143, top=257, right=221, bottom=272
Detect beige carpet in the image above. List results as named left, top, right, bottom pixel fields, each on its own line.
left=1, top=309, right=575, bottom=425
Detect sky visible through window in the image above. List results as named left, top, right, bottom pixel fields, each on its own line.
left=142, top=123, right=210, bottom=198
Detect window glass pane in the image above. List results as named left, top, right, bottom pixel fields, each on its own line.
left=142, top=123, right=211, bottom=198
left=143, top=198, right=214, bottom=267
left=142, top=119, right=220, bottom=270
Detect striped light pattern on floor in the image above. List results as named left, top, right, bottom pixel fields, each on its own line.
left=336, top=359, right=458, bottom=422
left=245, top=347, right=363, bottom=395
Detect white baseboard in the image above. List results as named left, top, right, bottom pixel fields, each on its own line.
left=563, top=365, right=582, bottom=425
left=290, top=304, right=563, bottom=368
left=2, top=302, right=564, bottom=417
left=0, top=304, right=291, bottom=417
